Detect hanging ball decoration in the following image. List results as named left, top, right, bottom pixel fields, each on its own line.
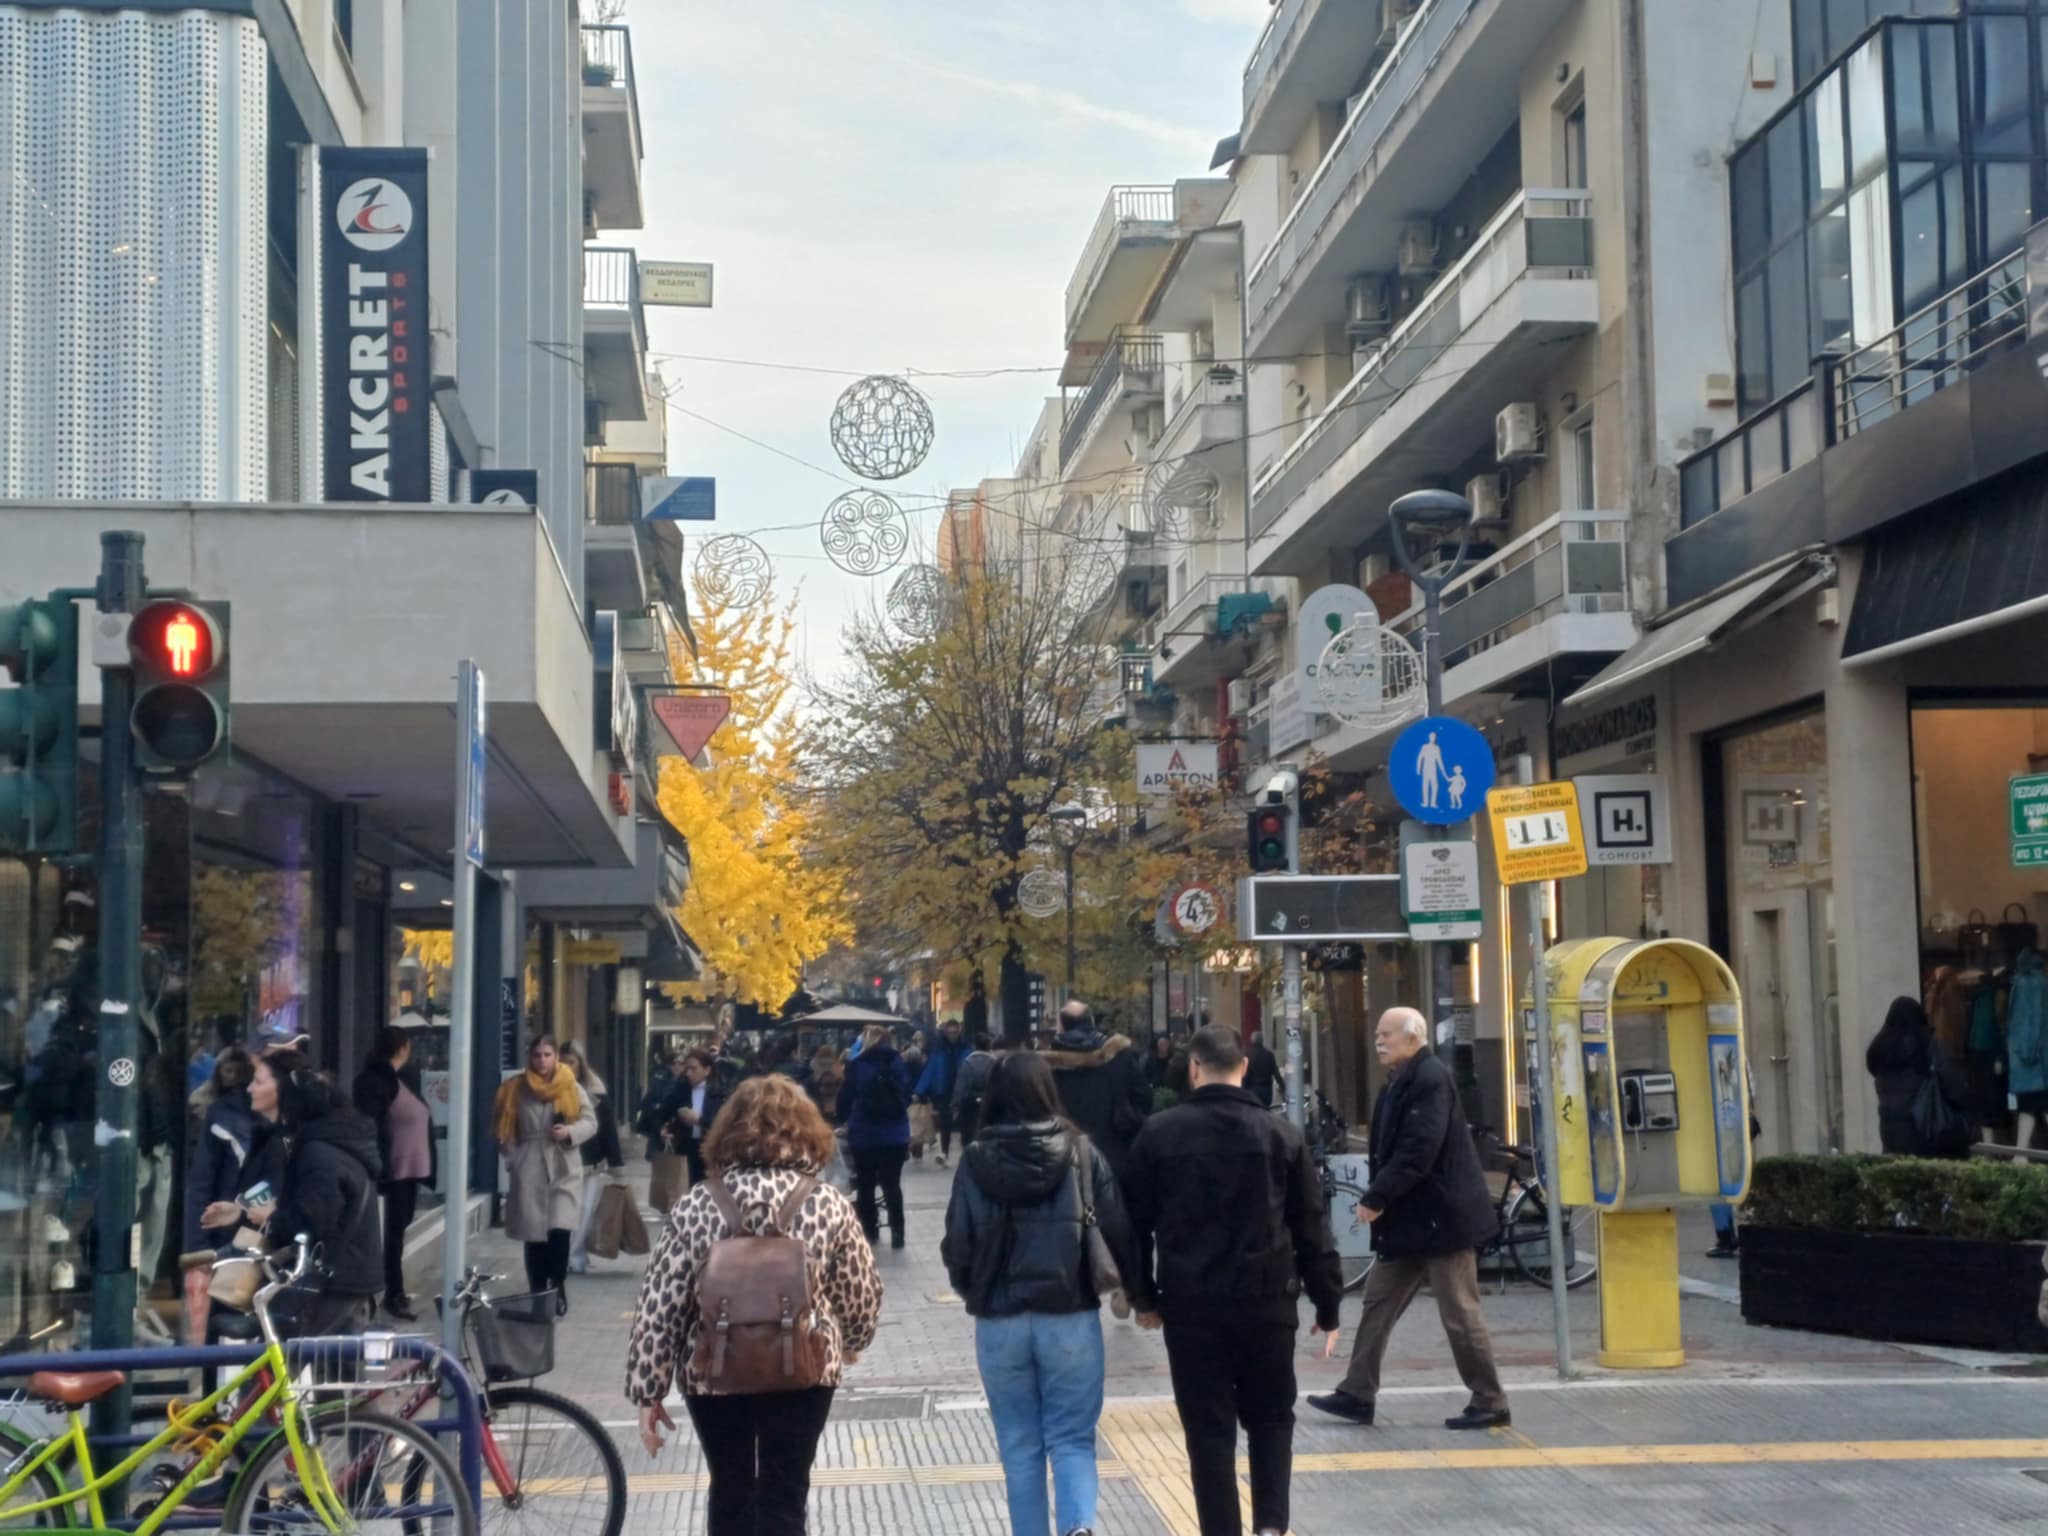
left=829, top=375, right=936, bottom=480
left=1018, top=867, right=1068, bottom=920
left=887, top=563, right=948, bottom=638
left=820, top=489, right=911, bottom=576
left=1145, top=460, right=1221, bottom=542
left=693, top=533, right=774, bottom=610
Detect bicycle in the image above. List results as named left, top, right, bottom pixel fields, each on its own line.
left=1303, top=1094, right=1377, bottom=1294
left=0, top=1238, right=475, bottom=1536
left=1470, top=1124, right=1598, bottom=1290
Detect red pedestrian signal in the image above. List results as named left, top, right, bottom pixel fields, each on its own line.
left=128, top=599, right=231, bottom=771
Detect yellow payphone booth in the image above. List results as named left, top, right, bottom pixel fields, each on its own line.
left=1525, top=937, right=1747, bottom=1368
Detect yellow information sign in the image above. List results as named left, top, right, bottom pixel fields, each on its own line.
left=563, top=938, right=624, bottom=967
left=1486, top=781, right=1589, bottom=884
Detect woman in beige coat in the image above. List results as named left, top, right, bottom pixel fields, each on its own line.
left=495, top=1036, right=596, bottom=1315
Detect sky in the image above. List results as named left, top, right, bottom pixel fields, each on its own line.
left=616, top=0, right=1268, bottom=684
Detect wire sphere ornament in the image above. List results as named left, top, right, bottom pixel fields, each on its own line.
left=1144, top=460, right=1220, bottom=542
left=1316, top=615, right=1426, bottom=731
left=1057, top=541, right=1120, bottom=620
left=820, top=489, right=910, bottom=575
left=828, top=375, right=936, bottom=480
left=1017, top=866, right=1068, bottom=920
left=693, top=533, right=774, bottom=611
left=886, top=563, right=948, bottom=638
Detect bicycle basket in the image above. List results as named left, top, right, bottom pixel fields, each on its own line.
left=464, top=1290, right=556, bottom=1382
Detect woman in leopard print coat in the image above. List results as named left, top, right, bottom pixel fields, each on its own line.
left=626, top=1075, right=883, bottom=1534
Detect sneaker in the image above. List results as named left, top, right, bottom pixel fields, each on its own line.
left=1109, top=1289, right=1131, bottom=1321
left=1444, top=1405, right=1510, bottom=1431
left=1705, top=1242, right=1738, bottom=1260
left=1306, top=1390, right=1374, bottom=1425
left=42, top=1214, right=68, bottom=1246
left=383, top=1294, right=419, bottom=1322
left=934, top=1153, right=949, bottom=1168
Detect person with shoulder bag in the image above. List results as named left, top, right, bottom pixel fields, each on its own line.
left=561, top=1041, right=627, bottom=1273
left=943, top=1053, right=1139, bottom=1536
left=1867, top=997, right=1973, bottom=1157
left=835, top=1025, right=912, bottom=1249
left=625, top=1076, right=882, bottom=1536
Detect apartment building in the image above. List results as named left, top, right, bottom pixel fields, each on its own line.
left=0, top=0, right=689, bottom=1339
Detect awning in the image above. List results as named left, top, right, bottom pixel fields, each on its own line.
left=1565, top=552, right=1834, bottom=707
left=1843, top=458, right=2048, bottom=666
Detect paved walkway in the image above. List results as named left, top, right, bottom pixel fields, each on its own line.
left=405, top=1152, right=2048, bottom=1535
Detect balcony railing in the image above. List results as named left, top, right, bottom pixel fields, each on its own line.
left=1253, top=190, right=1592, bottom=533
left=1243, top=0, right=1312, bottom=101
left=1159, top=365, right=1245, bottom=452
left=1159, top=571, right=1243, bottom=646
left=580, top=25, right=641, bottom=140
left=1678, top=247, right=2029, bottom=528
left=1065, top=186, right=1176, bottom=336
left=584, top=247, right=646, bottom=345
left=1246, top=0, right=1474, bottom=331
left=1390, top=511, right=1629, bottom=673
left=1060, top=332, right=1164, bottom=468
left=588, top=461, right=639, bottom=526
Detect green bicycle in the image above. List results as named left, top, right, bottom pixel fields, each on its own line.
left=0, top=1238, right=476, bottom=1536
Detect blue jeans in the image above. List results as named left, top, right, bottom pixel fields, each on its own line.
left=976, top=1311, right=1105, bottom=1536
left=1711, top=1203, right=1737, bottom=1245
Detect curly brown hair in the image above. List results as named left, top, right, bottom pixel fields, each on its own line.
left=700, top=1074, right=835, bottom=1172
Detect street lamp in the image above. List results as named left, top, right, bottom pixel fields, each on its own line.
left=1049, top=804, right=1088, bottom=997
left=1387, top=489, right=1477, bottom=1099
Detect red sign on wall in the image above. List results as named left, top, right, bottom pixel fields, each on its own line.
left=651, top=694, right=731, bottom=761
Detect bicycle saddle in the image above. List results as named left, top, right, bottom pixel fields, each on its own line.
left=28, top=1369, right=125, bottom=1406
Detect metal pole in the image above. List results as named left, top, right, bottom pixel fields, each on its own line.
left=1063, top=841, right=1077, bottom=996
left=92, top=531, right=145, bottom=1456
left=1519, top=752, right=1573, bottom=1380
left=440, top=661, right=483, bottom=1358
left=1283, top=944, right=1304, bottom=1126
left=1422, top=584, right=1461, bottom=1077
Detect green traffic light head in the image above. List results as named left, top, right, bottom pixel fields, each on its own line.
left=0, top=599, right=62, bottom=682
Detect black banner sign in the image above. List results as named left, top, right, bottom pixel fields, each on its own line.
left=320, top=147, right=430, bottom=502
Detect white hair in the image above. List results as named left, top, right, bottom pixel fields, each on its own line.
left=1381, top=1007, right=1428, bottom=1042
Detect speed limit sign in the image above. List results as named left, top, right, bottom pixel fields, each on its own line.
left=1168, top=884, right=1224, bottom=938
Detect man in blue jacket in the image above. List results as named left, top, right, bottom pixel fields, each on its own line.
left=914, top=1018, right=972, bottom=1168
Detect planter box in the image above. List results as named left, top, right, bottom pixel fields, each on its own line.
left=1739, top=1225, right=2048, bottom=1353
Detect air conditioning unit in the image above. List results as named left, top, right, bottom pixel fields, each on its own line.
left=1344, top=274, right=1391, bottom=336
left=1396, top=220, right=1440, bottom=276
left=1496, top=402, right=1544, bottom=462
left=1226, top=677, right=1254, bottom=717
left=1466, top=473, right=1507, bottom=526
left=1192, top=326, right=1215, bottom=362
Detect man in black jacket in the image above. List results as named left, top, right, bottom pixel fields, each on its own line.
left=1123, top=1025, right=1342, bottom=1536
left=1042, top=1001, right=1151, bottom=1180
left=1309, top=1007, right=1508, bottom=1431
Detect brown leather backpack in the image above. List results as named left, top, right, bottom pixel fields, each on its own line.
left=689, top=1176, right=830, bottom=1395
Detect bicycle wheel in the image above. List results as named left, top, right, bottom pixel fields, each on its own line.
left=1504, top=1185, right=1598, bottom=1289
left=0, top=1422, right=75, bottom=1529
left=223, top=1405, right=476, bottom=1536
left=1326, top=1181, right=1378, bottom=1294
left=474, top=1386, right=625, bottom=1536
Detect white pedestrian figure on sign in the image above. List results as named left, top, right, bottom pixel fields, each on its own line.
left=1447, top=765, right=1468, bottom=812
left=1416, top=730, right=1446, bottom=810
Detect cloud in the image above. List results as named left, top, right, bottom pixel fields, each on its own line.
left=1180, top=0, right=1272, bottom=25
left=876, top=50, right=1216, bottom=156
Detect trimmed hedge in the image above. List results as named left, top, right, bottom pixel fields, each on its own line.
left=1745, top=1154, right=2048, bottom=1243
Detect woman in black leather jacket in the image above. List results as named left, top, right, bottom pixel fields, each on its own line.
left=941, top=1053, right=1139, bottom=1536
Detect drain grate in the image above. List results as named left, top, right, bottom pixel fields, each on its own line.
left=831, top=1392, right=928, bottom=1422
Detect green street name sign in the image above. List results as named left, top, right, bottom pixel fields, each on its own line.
left=2012, top=773, right=2048, bottom=867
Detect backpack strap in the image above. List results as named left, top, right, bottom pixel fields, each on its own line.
left=773, top=1175, right=818, bottom=1237
left=1071, top=1138, right=1097, bottom=1225
left=702, top=1175, right=746, bottom=1235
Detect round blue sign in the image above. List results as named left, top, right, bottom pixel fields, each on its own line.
left=1388, top=716, right=1496, bottom=826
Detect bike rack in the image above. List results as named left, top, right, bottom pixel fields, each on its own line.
left=0, top=1335, right=485, bottom=1525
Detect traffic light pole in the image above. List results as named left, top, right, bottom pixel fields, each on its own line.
left=1278, top=764, right=1304, bottom=1130
left=92, top=530, right=146, bottom=1454
left=1421, top=582, right=1463, bottom=1089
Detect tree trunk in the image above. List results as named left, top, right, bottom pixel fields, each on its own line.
left=998, top=941, right=1031, bottom=1047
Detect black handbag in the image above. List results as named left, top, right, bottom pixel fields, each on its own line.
left=1912, top=1043, right=1972, bottom=1157
left=1998, top=903, right=2038, bottom=955
left=1960, top=908, right=1993, bottom=956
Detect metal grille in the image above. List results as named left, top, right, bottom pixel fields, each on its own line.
left=0, top=7, right=267, bottom=499
left=429, top=402, right=449, bottom=502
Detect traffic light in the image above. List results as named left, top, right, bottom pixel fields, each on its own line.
left=0, top=596, right=80, bottom=854
left=1248, top=804, right=1291, bottom=873
left=129, top=598, right=231, bottom=771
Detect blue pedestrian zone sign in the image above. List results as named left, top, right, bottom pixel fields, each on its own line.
left=1388, top=716, right=1495, bottom=826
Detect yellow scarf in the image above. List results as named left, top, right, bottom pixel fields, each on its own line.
left=494, top=1064, right=581, bottom=1145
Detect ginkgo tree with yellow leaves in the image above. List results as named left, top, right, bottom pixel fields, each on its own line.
left=654, top=567, right=846, bottom=1008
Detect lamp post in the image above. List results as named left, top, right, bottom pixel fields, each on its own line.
left=1387, top=489, right=1478, bottom=1102
left=1050, top=804, right=1088, bottom=998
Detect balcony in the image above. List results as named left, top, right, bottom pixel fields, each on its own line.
left=619, top=599, right=684, bottom=685
left=585, top=461, right=646, bottom=612
left=1667, top=246, right=2033, bottom=607
left=1065, top=182, right=1230, bottom=352
left=1060, top=332, right=1164, bottom=473
left=1242, top=0, right=1408, bottom=156
left=1155, top=365, right=1246, bottom=471
left=1153, top=571, right=1254, bottom=689
left=1389, top=512, right=1634, bottom=701
left=584, top=247, right=649, bottom=425
left=1244, top=0, right=1575, bottom=359
left=1250, top=190, right=1596, bottom=574
left=581, top=25, right=644, bottom=232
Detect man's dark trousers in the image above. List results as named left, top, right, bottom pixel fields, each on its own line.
left=1161, top=1310, right=1297, bottom=1536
